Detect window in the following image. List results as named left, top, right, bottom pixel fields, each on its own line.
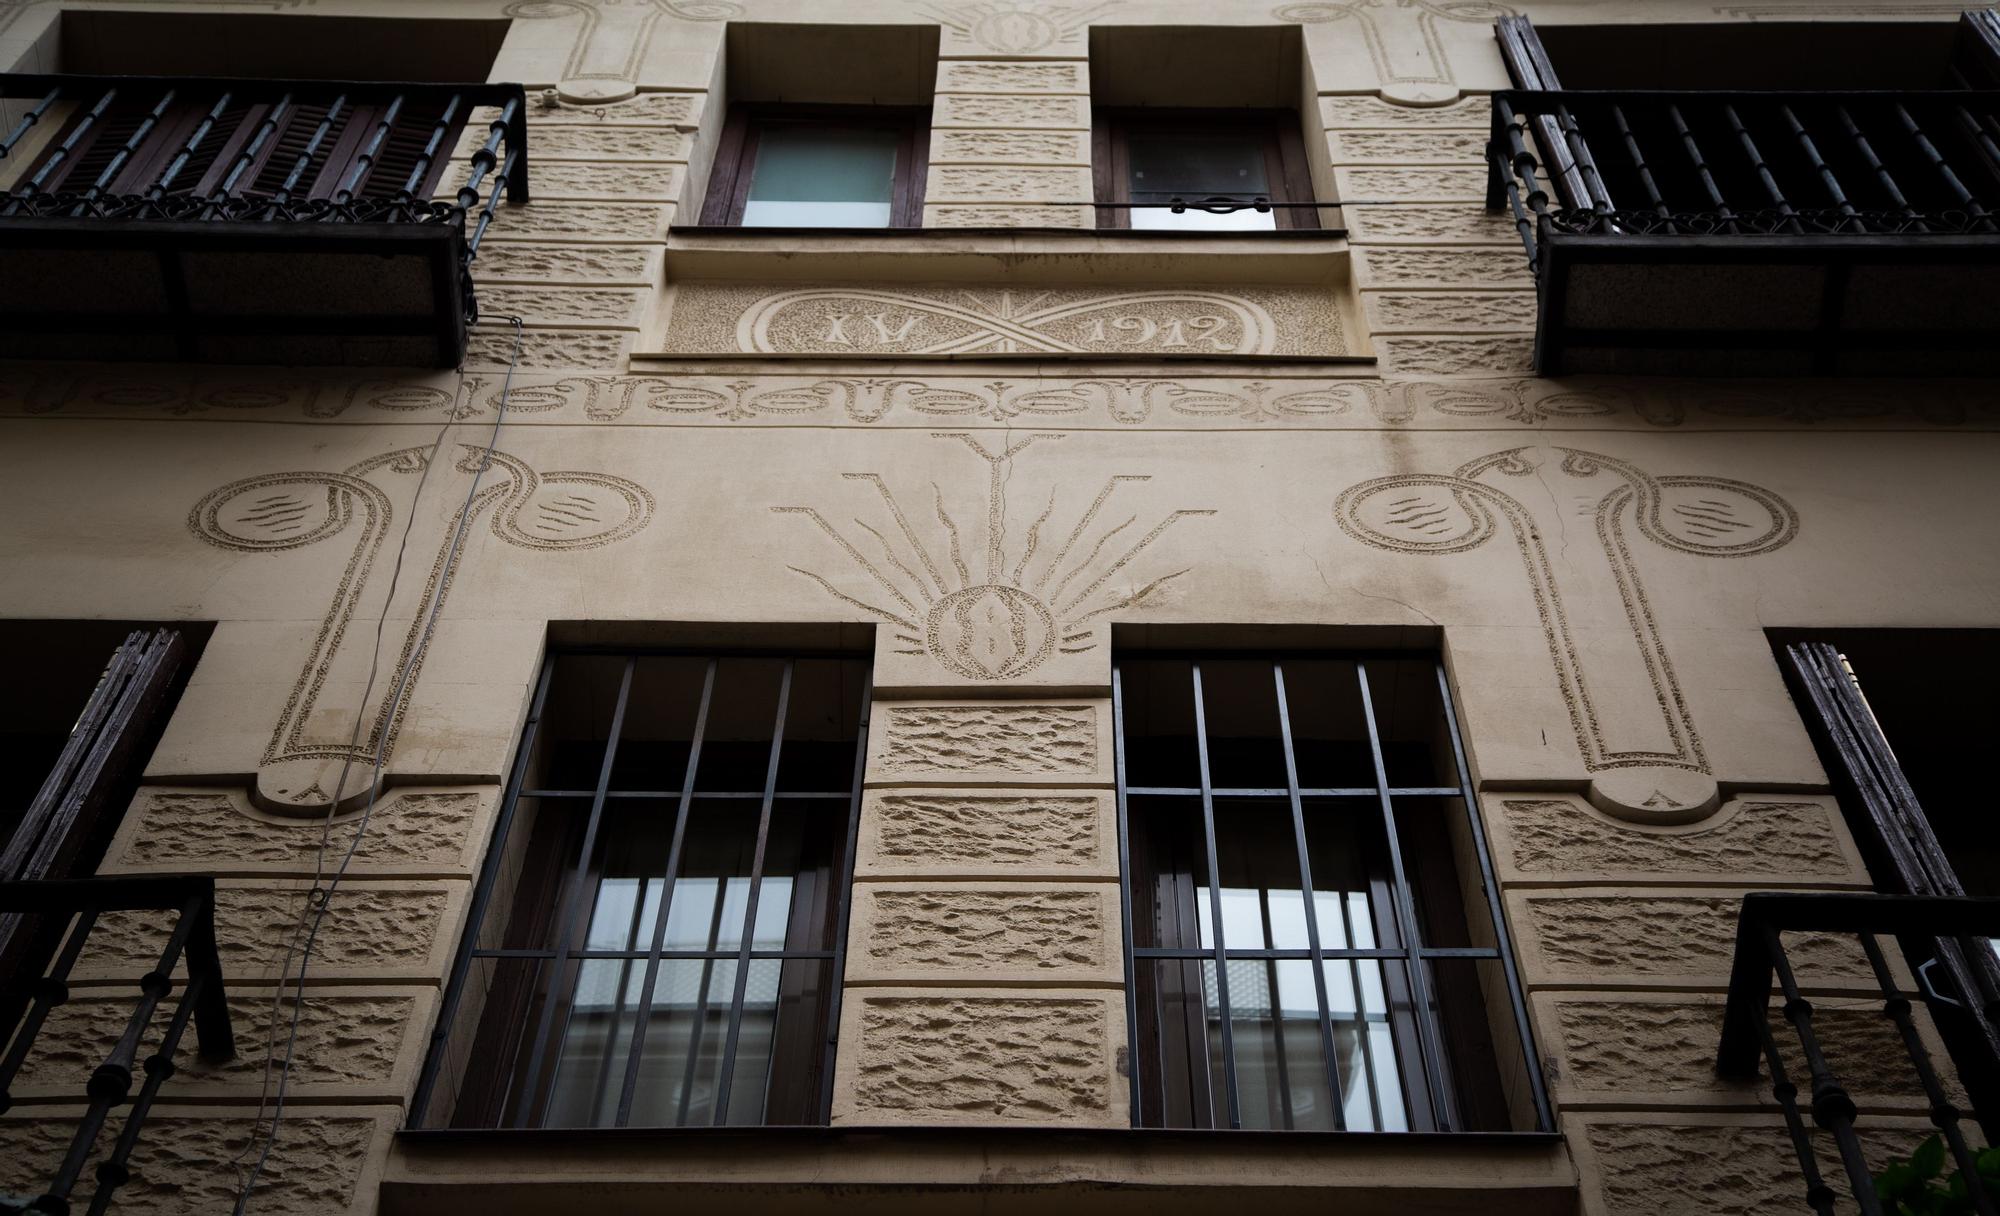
left=423, top=648, right=870, bottom=1129
left=1113, top=652, right=1546, bottom=1132
left=1093, top=110, right=1317, bottom=232
left=699, top=106, right=928, bottom=228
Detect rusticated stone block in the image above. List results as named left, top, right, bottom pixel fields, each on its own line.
left=475, top=286, right=650, bottom=329
left=1354, top=247, right=1535, bottom=289
left=1344, top=203, right=1523, bottom=245
left=472, top=91, right=702, bottom=128
left=1376, top=334, right=1537, bottom=377
left=1510, top=889, right=1877, bottom=990
left=934, top=94, right=1090, bottom=129
left=481, top=202, right=670, bottom=243
left=1320, top=95, right=1489, bottom=130
left=1492, top=795, right=1863, bottom=886
left=1326, top=130, right=1487, bottom=165
left=869, top=702, right=1107, bottom=786
left=457, top=125, right=688, bottom=163
left=1333, top=165, right=1488, bottom=202
left=515, top=162, right=681, bottom=201
left=474, top=243, right=659, bottom=286
left=104, top=788, right=493, bottom=879
left=1575, top=1114, right=1936, bottom=1216
left=1363, top=290, right=1537, bottom=333
left=926, top=165, right=1094, bottom=203
left=1541, top=993, right=1959, bottom=1112
left=932, top=129, right=1089, bottom=164
left=850, top=882, right=1122, bottom=984
left=79, top=880, right=460, bottom=984
left=857, top=789, right=1115, bottom=879
left=833, top=989, right=1125, bottom=1126
left=466, top=327, right=633, bottom=371
left=938, top=61, right=1086, bottom=95
left=0, top=1107, right=389, bottom=1215
left=926, top=204, right=1093, bottom=228
left=13, top=988, right=427, bottom=1102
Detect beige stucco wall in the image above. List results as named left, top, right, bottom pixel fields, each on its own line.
left=1, top=0, right=1994, bottom=1213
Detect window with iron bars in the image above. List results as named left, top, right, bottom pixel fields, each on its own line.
left=413, top=648, right=871, bottom=1130
left=1113, top=652, right=1551, bottom=1133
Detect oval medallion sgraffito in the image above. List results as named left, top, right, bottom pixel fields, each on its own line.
left=929, top=585, right=1057, bottom=680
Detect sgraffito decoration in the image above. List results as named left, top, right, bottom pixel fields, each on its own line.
left=775, top=433, right=1213, bottom=680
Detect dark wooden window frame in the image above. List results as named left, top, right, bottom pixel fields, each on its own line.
left=697, top=103, right=930, bottom=228
left=1091, top=107, right=1319, bottom=231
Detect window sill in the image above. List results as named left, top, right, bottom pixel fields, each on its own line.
left=385, top=1125, right=1576, bottom=1216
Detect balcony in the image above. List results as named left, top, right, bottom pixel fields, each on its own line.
left=1717, top=892, right=2000, bottom=1215
left=1487, top=90, right=2000, bottom=375
left=0, top=74, right=527, bottom=368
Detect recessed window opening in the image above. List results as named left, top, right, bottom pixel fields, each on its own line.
left=1114, top=651, right=1546, bottom=1133
left=424, top=647, right=870, bottom=1130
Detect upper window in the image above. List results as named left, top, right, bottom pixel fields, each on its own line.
left=418, top=647, right=870, bottom=1130
left=1093, top=110, right=1317, bottom=232
left=699, top=106, right=928, bottom=228
left=1113, top=651, right=1546, bottom=1133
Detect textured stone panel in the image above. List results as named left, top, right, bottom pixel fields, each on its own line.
left=1334, top=165, right=1488, bottom=201
left=463, top=126, right=687, bottom=162
left=838, top=991, right=1120, bottom=1125
left=859, top=790, right=1112, bottom=877
left=1581, top=1118, right=1929, bottom=1216
left=473, top=92, right=701, bottom=128
left=875, top=705, right=1097, bottom=776
left=1327, top=130, right=1487, bottom=164
left=1546, top=995, right=1955, bottom=1110
left=516, top=162, right=681, bottom=200
left=851, top=883, right=1119, bottom=982
left=927, top=204, right=1093, bottom=228
left=1355, top=247, right=1536, bottom=288
left=1364, top=291, right=1537, bottom=333
left=473, top=243, right=658, bottom=285
left=1344, top=203, right=1523, bottom=245
left=482, top=202, right=670, bottom=243
left=933, top=129, right=1089, bottom=164
left=938, top=61, right=1086, bottom=94
left=466, top=327, right=633, bottom=370
left=476, top=286, right=650, bottom=329
left=934, top=94, right=1090, bottom=129
left=1498, top=797, right=1858, bottom=883
left=84, top=882, right=454, bottom=982
left=108, top=790, right=486, bottom=876
left=0, top=1110, right=383, bottom=1215
left=1377, top=334, right=1536, bottom=376
left=927, top=165, right=1094, bottom=203
left=1321, top=96, right=1489, bottom=129
left=15, top=991, right=418, bottom=1096
left=1515, top=891, right=1874, bottom=988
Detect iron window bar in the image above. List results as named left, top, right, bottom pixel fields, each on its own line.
left=1111, top=653, right=1552, bottom=1135
left=409, top=649, right=871, bottom=1132
left=1717, top=893, right=2000, bottom=1216
left=0, top=73, right=528, bottom=329
left=0, top=875, right=234, bottom=1216
left=1487, top=89, right=2000, bottom=273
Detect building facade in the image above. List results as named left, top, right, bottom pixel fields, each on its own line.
left=0, top=0, right=1995, bottom=1213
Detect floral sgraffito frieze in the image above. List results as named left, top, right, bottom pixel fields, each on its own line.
left=190, top=446, right=653, bottom=812
left=775, top=433, right=1213, bottom=680
left=1336, top=447, right=1798, bottom=822
left=659, top=284, right=1344, bottom=358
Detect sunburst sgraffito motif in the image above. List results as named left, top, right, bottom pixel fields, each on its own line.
left=775, top=433, right=1214, bottom=679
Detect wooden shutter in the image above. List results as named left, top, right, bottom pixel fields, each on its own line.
left=1493, top=15, right=1600, bottom=212
left=1953, top=10, right=2000, bottom=88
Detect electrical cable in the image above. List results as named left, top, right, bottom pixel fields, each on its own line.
left=230, top=314, right=526, bottom=1214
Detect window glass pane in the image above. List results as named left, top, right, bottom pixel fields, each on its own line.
left=1126, top=129, right=1276, bottom=232
left=743, top=125, right=899, bottom=228
left=1228, top=957, right=1338, bottom=1130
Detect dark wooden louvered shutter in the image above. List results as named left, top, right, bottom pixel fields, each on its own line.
left=40, top=102, right=160, bottom=193
left=1954, top=10, right=2000, bottom=88
left=241, top=100, right=348, bottom=199
left=353, top=96, right=461, bottom=200
left=1492, top=16, right=1599, bottom=213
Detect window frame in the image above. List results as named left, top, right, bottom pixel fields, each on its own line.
left=1110, top=649, right=1551, bottom=1134
left=1091, top=107, right=1319, bottom=232
left=698, top=103, right=931, bottom=228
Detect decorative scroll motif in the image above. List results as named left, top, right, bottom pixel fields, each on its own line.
left=920, top=0, right=1110, bottom=53
left=729, top=289, right=1284, bottom=356
left=1274, top=0, right=1515, bottom=90
left=189, top=447, right=652, bottom=800
left=775, top=433, right=1213, bottom=679
left=1336, top=448, right=1798, bottom=774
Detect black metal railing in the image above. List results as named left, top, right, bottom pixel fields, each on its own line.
left=1488, top=90, right=2000, bottom=271
left=1718, top=892, right=2000, bottom=1216
left=0, top=876, right=234, bottom=1216
left=0, top=74, right=527, bottom=323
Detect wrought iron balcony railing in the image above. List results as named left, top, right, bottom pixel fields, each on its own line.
left=1486, top=90, right=2000, bottom=375
left=0, top=74, right=527, bottom=367
left=0, top=876, right=234, bottom=1216
left=1717, top=892, right=2000, bottom=1216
